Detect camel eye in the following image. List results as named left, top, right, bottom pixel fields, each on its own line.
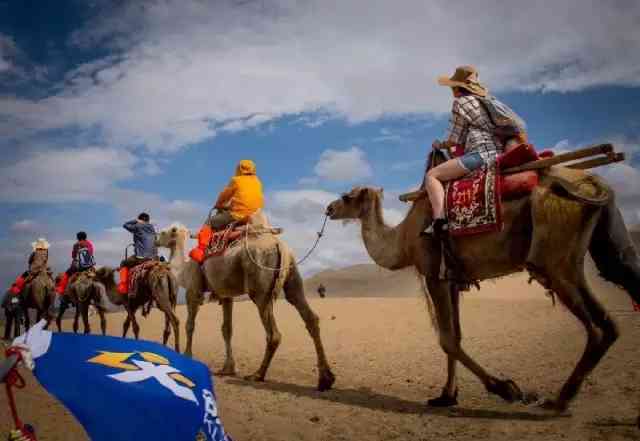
left=171, top=228, right=177, bottom=233
left=341, top=194, right=351, bottom=202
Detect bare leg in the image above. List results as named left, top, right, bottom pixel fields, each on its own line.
left=184, top=289, right=202, bottom=357
left=284, top=265, right=335, bottom=391
left=245, top=300, right=281, bottom=382
left=216, top=298, right=236, bottom=376
left=424, top=158, right=468, bottom=218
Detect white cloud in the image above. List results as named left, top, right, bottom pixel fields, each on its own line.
left=314, top=146, right=373, bottom=182
left=9, top=219, right=41, bottom=234
left=0, top=147, right=137, bottom=203
left=2, top=1, right=639, bottom=153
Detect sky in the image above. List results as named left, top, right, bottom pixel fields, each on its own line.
left=1, top=0, right=639, bottom=295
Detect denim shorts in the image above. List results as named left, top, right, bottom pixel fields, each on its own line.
left=457, top=152, right=485, bottom=172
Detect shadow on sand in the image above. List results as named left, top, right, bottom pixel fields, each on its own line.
left=225, top=378, right=568, bottom=422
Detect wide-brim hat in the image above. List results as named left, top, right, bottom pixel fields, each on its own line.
left=438, top=65, right=488, bottom=97
left=31, top=238, right=50, bottom=250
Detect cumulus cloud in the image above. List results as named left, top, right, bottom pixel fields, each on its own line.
left=0, top=147, right=138, bottom=203
left=1, top=0, right=639, bottom=153
left=9, top=219, right=41, bottom=234
left=313, top=146, right=373, bottom=182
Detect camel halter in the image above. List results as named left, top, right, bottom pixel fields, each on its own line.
left=243, top=214, right=329, bottom=271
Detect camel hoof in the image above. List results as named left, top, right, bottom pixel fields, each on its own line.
left=318, top=369, right=336, bottom=392
left=215, top=366, right=237, bottom=377
left=537, top=398, right=569, bottom=414
left=486, top=378, right=523, bottom=403
left=427, top=389, right=458, bottom=407
left=244, top=373, right=265, bottom=382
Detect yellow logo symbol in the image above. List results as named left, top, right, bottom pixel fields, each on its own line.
left=88, top=351, right=197, bottom=403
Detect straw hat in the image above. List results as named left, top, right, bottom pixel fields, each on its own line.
left=31, top=238, right=50, bottom=250
left=438, top=65, right=488, bottom=97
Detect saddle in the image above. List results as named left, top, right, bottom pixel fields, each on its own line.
left=128, top=260, right=162, bottom=295
left=68, top=267, right=96, bottom=286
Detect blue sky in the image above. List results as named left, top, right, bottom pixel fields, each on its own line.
left=1, top=0, right=639, bottom=291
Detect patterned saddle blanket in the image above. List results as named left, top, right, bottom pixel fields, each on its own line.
left=204, top=225, right=283, bottom=259
left=445, top=143, right=545, bottom=237
left=129, top=261, right=163, bottom=294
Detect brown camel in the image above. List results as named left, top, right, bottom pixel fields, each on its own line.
left=21, top=271, right=55, bottom=331
left=325, top=163, right=640, bottom=412
left=55, top=271, right=108, bottom=335
left=155, top=221, right=336, bottom=391
left=94, top=265, right=181, bottom=352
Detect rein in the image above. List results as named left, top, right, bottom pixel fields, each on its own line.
left=243, top=214, right=329, bottom=272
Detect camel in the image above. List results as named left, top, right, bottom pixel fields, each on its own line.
left=21, top=271, right=55, bottom=331
left=55, top=271, right=108, bottom=335
left=325, top=163, right=640, bottom=412
left=94, top=264, right=181, bottom=352
left=155, top=221, right=336, bottom=391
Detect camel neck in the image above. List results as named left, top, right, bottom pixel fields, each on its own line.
left=168, top=236, right=188, bottom=276
left=360, top=194, right=409, bottom=270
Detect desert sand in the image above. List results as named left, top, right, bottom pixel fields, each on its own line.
left=1, top=261, right=639, bottom=441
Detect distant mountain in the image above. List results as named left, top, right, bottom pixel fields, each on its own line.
left=304, top=264, right=422, bottom=298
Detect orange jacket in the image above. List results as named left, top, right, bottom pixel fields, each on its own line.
left=215, top=160, right=264, bottom=220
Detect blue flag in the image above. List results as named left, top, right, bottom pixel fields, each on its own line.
left=13, top=321, right=232, bottom=441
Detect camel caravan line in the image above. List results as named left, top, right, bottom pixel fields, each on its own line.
left=2, top=66, right=639, bottom=426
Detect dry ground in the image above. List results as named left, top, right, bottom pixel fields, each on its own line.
left=1, top=265, right=639, bottom=441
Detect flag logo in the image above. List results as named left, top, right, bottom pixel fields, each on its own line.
left=88, top=351, right=198, bottom=403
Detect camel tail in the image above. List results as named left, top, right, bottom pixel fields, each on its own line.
left=272, top=239, right=291, bottom=300
left=589, top=198, right=640, bottom=305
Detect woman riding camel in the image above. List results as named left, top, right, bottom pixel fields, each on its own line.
left=7, top=238, right=51, bottom=296
left=421, top=65, right=527, bottom=236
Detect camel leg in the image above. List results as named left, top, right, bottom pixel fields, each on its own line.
left=284, top=266, right=335, bottom=391
left=73, top=305, right=80, bottom=333
left=162, top=315, right=171, bottom=346
left=56, top=299, right=69, bottom=332
left=540, top=272, right=618, bottom=412
left=155, top=288, right=180, bottom=353
left=122, top=314, right=131, bottom=338
left=426, top=278, right=524, bottom=403
left=95, top=304, right=107, bottom=336
left=4, top=310, right=13, bottom=340
left=23, top=308, right=30, bottom=332
left=216, top=298, right=236, bottom=376
left=428, top=283, right=461, bottom=406
left=131, top=313, right=141, bottom=340
left=82, top=303, right=91, bottom=334
left=245, top=300, right=280, bottom=382
left=184, top=289, right=202, bottom=357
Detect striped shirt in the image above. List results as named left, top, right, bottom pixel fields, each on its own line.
left=445, top=95, right=504, bottom=165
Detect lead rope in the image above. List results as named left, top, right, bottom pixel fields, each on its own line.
left=243, top=214, right=329, bottom=271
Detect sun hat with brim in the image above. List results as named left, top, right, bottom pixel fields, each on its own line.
left=438, top=65, right=488, bottom=97
left=31, top=238, right=50, bottom=250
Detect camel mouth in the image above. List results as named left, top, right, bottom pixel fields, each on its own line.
left=325, top=203, right=338, bottom=219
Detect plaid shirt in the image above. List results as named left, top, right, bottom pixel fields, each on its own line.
left=445, top=95, right=504, bottom=164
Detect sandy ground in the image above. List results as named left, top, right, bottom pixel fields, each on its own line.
left=1, top=265, right=639, bottom=441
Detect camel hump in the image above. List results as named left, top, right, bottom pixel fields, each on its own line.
left=542, top=166, right=612, bottom=206
left=244, top=209, right=283, bottom=235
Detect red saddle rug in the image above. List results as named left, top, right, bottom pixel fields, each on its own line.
left=206, top=229, right=244, bottom=258
left=445, top=164, right=502, bottom=237
left=128, top=260, right=160, bottom=294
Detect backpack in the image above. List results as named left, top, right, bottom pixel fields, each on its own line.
left=76, top=245, right=95, bottom=270
left=477, top=96, right=527, bottom=138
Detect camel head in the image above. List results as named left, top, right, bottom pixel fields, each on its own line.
left=325, top=186, right=384, bottom=220
left=156, top=223, right=190, bottom=250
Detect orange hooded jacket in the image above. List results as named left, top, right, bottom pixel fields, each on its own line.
left=215, top=160, right=264, bottom=221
